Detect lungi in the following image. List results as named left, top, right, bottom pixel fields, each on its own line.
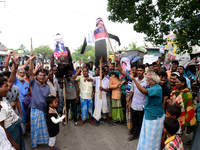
left=93, top=93, right=109, bottom=121
left=137, top=114, right=165, bottom=150
left=6, top=118, right=26, bottom=150
left=111, top=98, right=124, bottom=122
left=80, top=97, right=93, bottom=121
left=31, top=108, right=49, bottom=148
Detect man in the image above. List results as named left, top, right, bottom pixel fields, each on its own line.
left=45, top=71, right=59, bottom=98
left=158, top=71, right=170, bottom=110
left=94, top=67, right=100, bottom=77
left=73, top=67, right=94, bottom=126
left=177, top=65, right=191, bottom=89
left=152, top=61, right=162, bottom=74
left=166, top=60, right=179, bottom=79
left=29, top=54, right=51, bottom=150
left=92, top=68, right=112, bottom=126
left=13, top=68, right=30, bottom=134
left=109, top=63, right=115, bottom=71
left=88, top=62, right=94, bottom=77
left=104, top=65, right=109, bottom=76
left=89, top=61, right=94, bottom=74
left=131, top=64, right=137, bottom=77
left=148, top=64, right=154, bottom=73
left=2, top=71, right=22, bottom=117
left=127, top=65, right=147, bottom=141
left=170, top=72, right=179, bottom=90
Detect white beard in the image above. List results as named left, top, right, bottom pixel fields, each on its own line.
left=18, top=75, right=25, bottom=81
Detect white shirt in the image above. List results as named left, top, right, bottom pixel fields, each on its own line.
left=0, top=126, right=15, bottom=150
left=88, top=70, right=94, bottom=77
left=131, top=77, right=147, bottom=111
left=93, top=76, right=109, bottom=94
left=75, top=76, right=93, bottom=99
left=0, top=97, right=19, bottom=128
left=54, top=76, right=63, bottom=97
left=47, top=79, right=58, bottom=97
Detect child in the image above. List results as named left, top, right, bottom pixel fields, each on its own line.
left=165, top=105, right=182, bottom=137
left=163, top=117, right=183, bottom=150
left=47, top=96, right=65, bottom=150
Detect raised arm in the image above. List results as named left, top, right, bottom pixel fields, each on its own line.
left=73, top=67, right=82, bottom=79
left=33, top=63, right=42, bottom=75
left=21, top=59, right=30, bottom=70
left=29, top=54, right=36, bottom=82
left=114, top=57, right=126, bottom=76
left=7, top=58, right=18, bottom=90
left=5, top=51, right=13, bottom=71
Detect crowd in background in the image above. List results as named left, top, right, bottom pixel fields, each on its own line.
left=0, top=50, right=200, bottom=150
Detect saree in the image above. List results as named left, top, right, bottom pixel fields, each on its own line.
left=171, top=88, right=197, bottom=127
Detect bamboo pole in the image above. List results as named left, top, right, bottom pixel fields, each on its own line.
left=99, top=57, right=102, bottom=99
left=103, top=24, right=116, bottom=58
left=63, top=76, right=67, bottom=130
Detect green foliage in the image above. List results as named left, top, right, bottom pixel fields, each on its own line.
left=72, top=45, right=95, bottom=62
left=14, top=44, right=31, bottom=55
left=33, top=45, right=53, bottom=61
left=107, top=0, right=200, bottom=54
left=118, top=42, right=147, bottom=52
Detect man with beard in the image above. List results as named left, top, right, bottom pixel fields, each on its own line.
left=170, top=72, right=179, bottom=90
left=158, top=71, right=170, bottom=110
left=29, top=54, right=51, bottom=150
left=109, top=63, right=115, bottom=71
left=94, top=67, right=100, bottom=77
left=13, top=68, right=30, bottom=134
left=166, top=60, right=179, bottom=79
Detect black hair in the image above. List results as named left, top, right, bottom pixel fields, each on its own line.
left=0, top=73, right=4, bottom=77
left=9, top=62, right=13, bottom=67
left=152, top=62, right=157, bottom=66
left=166, top=105, right=181, bottom=118
left=24, top=66, right=29, bottom=71
left=36, top=69, right=45, bottom=76
left=158, top=71, right=168, bottom=78
left=104, top=65, right=109, bottom=68
left=76, top=66, right=80, bottom=70
left=149, top=64, right=153, bottom=67
left=3, top=71, right=11, bottom=78
left=111, top=63, right=115, bottom=66
left=95, top=67, right=100, bottom=71
left=46, top=96, right=57, bottom=114
left=102, top=67, right=106, bottom=73
left=83, top=66, right=89, bottom=71
left=177, top=76, right=187, bottom=88
left=164, top=117, right=179, bottom=135
left=178, top=65, right=185, bottom=71
left=131, top=64, right=137, bottom=68
left=145, top=63, right=149, bottom=67
left=89, top=61, right=93, bottom=64
left=0, top=77, right=7, bottom=88
left=137, top=64, right=145, bottom=70
left=86, top=63, right=90, bottom=69
left=122, top=61, right=127, bottom=65
left=172, top=60, right=179, bottom=66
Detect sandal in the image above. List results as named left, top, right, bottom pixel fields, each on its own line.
left=107, top=121, right=113, bottom=127
left=89, top=120, right=95, bottom=125
left=127, top=136, right=138, bottom=141
left=74, top=122, right=79, bottom=126
left=79, top=121, right=84, bottom=126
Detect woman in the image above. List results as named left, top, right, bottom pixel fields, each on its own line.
left=129, top=72, right=164, bottom=150
left=170, top=76, right=196, bottom=127
left=0, top=77, right=26, bottom=150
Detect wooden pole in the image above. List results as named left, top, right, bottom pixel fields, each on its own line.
left=42, top=52, right=45, bottom=71
left=103, top=24, right=116, bottom=58
left=63, top=76, right=68, bottom=130
left=99, top=57, right=102, bottom=99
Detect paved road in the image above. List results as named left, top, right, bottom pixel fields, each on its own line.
left=25, top=120, right=139, bottom=150
left=25, top=119, right=193, bottom=150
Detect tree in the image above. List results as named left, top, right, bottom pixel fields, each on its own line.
left=15, top=44, right=31, bottom=55
left=107, top=0, right=200, bottom=54
left=33, top=45, right=53, bottom=61
left=72, top=45, right=95, bottom=62
left=119, top=42, right=147, bottom=52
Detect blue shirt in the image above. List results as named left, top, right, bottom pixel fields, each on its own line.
left=144, top=84, right=164, bottom=120
left=183, top=75, right=191, bottom=89
left=30, top=79, right=50, bottom=113
left=14, top=78, right=29, bottom=102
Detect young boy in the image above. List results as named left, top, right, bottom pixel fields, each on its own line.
left=163, top=117, right=183, bottom=150
left=165, top=105, right=182, bottom=137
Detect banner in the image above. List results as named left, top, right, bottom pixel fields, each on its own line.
left=53, top=33, right=68, bottom=58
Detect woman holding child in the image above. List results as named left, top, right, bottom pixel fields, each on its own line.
left=129, top=72, right=165, bottom=150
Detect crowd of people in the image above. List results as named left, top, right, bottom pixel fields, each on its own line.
left=0, top=49, right=200, bottom=150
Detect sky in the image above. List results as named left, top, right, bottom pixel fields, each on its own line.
left=0, top=0, right=147, bottom=53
